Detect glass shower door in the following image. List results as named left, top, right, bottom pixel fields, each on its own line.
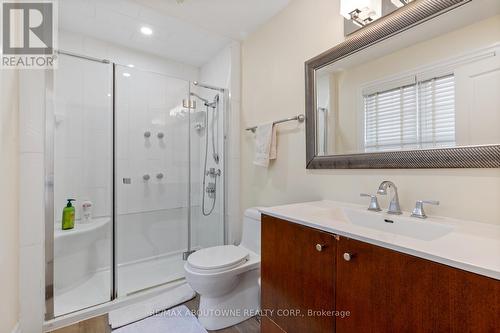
left=51, top=53, right=113, bottom=316
left=114, top=65, right=191, bottom=296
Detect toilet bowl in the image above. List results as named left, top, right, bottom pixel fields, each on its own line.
left=184, top=208, right=261, bottom=330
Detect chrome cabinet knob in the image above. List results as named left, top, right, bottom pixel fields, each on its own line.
left=144, top=131, right=151, bottom=138
left=315, top=244, right=326, bottom=252
left=343, top=252, right=354, bottom=261
left=157, top=132, right=165, bottom=139
left=156, top=173, right=164, bottom=180
left=143, top=174, right=150, bottom=181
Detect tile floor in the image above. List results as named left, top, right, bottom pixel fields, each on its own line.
left=50, top=295, right=260, bottom=333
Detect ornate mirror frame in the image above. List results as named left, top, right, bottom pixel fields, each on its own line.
left=305, top=0, right=500, bottom=169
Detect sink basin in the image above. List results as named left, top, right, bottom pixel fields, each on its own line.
left=343, top=207, right=453, bottom=241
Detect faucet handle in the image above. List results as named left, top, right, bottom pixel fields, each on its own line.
left=360, top=193, right=381, bottom=212
left=411, top=200, right=440, bottom=219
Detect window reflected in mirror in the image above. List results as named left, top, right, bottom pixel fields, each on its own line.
left=315, top=14, right=500, bottom=156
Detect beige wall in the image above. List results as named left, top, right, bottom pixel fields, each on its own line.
left=0, top=70, right=19, bottom=332
left=241, top=0, right=500, bottom=226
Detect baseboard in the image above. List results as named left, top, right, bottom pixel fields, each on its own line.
left=11, top=322, right=21, bottom=333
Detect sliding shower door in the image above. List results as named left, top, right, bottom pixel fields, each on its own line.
left=114, top=65, right=191, bottom=296
left=47, top=58, right=228, bottom=316
left=50, top=53, right=113, bottom=317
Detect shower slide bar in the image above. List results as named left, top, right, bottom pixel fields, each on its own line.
left=245, top=114, right=305, bottom=133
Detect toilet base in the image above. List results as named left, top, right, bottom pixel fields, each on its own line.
left=197, top=269, right=260, bottom=330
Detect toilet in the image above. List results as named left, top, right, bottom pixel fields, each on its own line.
left=184, top=208, right=261, bottom=330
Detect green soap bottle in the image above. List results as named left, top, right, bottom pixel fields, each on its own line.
left=62, top=199, right=76, bottom=230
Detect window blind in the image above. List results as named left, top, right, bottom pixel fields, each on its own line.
left=418, top=75, right=456, bottom=148
left=364, top=74, right=455, bottom=152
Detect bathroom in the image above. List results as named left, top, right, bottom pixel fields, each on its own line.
left=1, top=0, right=499, bottom=332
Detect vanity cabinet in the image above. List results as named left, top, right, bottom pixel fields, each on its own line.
left=261, top=215, right=336, bottom=333
left=336, top=237, right=499, bottom=332
left=261, top=215, right=500, bottom=333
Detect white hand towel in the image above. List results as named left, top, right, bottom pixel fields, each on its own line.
left=253, top=123, right=277, bottom=167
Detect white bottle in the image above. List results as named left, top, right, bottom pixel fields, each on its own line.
left=81, top=201, right=93, bottom=223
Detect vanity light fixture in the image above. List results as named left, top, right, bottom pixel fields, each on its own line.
left=391, top=0, right=413, bottom=8
left=340, top=0, right=381, bottom=27
left=140, top=26, right=153, bottom=36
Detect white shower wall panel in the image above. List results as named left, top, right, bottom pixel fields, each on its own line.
left=116, top=209, right=188, bottom=265
left=115, top=66, right=192, bottom=216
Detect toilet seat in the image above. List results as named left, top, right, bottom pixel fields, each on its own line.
left=187, top=245, right=249, bottom=273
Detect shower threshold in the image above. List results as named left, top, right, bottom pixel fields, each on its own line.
left=46, top=255, right=189, bottom=332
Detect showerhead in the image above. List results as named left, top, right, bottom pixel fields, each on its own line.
left=190, top=92, right=219, bottom=108
left=190, top=92, right=210, bottom=105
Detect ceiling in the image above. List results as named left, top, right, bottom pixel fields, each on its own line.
left=59, top=0, right=290, bottom=67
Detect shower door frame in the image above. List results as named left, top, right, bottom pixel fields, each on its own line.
left=44, top=51, right=114, bottom=321
left=44, top=51, right=229, bottom=321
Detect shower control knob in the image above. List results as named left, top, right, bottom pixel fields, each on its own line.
left=144, top=131, right=151, bottom=138
left=143, top=174, right=150, bottom=181
left=157, top=132, right=165, bottom=139
left=156, top=173, right=164, bottom=180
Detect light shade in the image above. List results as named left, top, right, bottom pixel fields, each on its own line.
left=391, top=0, right=412, bottom=8
left=340, top=0, right=382, bottom=21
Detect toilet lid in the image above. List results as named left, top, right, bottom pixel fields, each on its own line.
left=187, top=245, right=249, bottom=271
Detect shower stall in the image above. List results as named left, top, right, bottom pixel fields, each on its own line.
left=45, top=52, right=228, bottom=319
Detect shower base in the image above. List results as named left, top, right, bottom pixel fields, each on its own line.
left=54, top=254, right=186, bottom=317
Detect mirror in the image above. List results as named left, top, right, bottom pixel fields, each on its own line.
left=306, top=0, right=500, bottom=168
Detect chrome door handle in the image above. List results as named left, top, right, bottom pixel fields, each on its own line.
left=343, top=252, right=354, bottom=261
left=315, top=244, right=326, bottom=252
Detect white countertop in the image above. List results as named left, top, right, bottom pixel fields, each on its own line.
left=260, top=200, right=500, bottom=280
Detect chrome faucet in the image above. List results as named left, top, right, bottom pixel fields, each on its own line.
left=360, top=193, right=381, bottom=212
left=377, top=181, right=402, bottom=215
left=411, top=200, right=440, bottom=219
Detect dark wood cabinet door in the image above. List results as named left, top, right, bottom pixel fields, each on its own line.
left=261, top=215, right=336, bottom=333
left=336, top=237, right=500, bottom=333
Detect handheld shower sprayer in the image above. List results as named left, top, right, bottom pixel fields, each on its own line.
left=190, top=88, right=222, bottom=216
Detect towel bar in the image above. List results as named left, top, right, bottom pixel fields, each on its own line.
left=245, top=114, right=305, bottom=133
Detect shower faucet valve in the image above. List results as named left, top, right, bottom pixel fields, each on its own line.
left=206, top=168, right=221, bottom=178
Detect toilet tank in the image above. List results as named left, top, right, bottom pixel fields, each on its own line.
left=240, top=208, right=262, bottom=255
